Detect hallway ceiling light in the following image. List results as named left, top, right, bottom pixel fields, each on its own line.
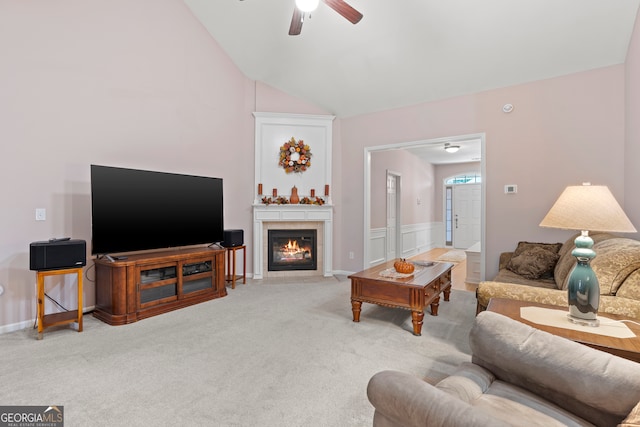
left=444, top=143, right=460, bottom=153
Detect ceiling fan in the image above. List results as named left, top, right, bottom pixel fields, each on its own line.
left=289, top=0, right=363, bottom=36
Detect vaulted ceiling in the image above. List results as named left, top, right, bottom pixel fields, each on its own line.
left=184, top=0, right=639, bottom=119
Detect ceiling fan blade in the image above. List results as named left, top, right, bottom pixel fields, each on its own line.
left=322, top=0, right=363, bottom=24
left=289, top=7, right=304, bottom=35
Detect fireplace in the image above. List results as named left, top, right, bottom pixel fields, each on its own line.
left=253, top=206, right=332, bottom=279
left=268, top=229, right=317, bottom=271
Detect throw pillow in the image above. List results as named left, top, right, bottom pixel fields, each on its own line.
left=507, top=246, right=560, bottom=280
left=512, top=241, right=563, bottom=257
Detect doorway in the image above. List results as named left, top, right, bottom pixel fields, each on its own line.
left=363, top=133, right=486, bottom=280
left=447, top=182, right=482, bottom=249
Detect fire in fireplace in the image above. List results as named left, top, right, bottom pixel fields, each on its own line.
left=268, top=229, right=317, bottom=271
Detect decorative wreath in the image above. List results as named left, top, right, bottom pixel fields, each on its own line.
left=279, top=137, right=311, bottom=174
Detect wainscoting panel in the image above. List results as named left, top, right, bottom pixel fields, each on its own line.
left=369, top=222, right=444, bottom=266
left=369, top=228, right=387, bottom=267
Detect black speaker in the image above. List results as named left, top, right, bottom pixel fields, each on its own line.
left=29, top=239, right=87, bottom=271
left=222, top=229, right=244, bottom=248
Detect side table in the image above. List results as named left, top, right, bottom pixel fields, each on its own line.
left=225, top=245, right=246, bottom=289
left=36, top=267, right=83, bottom=340
left=487, top=298, right=640, bottom=363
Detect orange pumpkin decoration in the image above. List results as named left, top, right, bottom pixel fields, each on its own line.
left=394, top=258, right=415, bottom=274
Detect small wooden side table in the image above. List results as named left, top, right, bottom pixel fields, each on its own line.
left=487, top=298, right=640, bottom=363
left=36, top=267, right=83, bottom=340
left=225, top=245, right=246, bottom=289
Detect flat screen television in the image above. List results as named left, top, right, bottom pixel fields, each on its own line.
left=90, top=165, right=224, bottom=255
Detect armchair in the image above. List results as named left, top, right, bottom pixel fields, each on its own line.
left=367, top=311, right=640, bottom=427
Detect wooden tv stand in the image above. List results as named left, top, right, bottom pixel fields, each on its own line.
left=93, top=247, right=227, bottom=325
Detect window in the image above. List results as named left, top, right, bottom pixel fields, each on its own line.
left=445, top=186, right=453, bottom=246
left=445, top=173, right=482, bottom=185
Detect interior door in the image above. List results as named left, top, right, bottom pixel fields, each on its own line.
left=453, top=184, right=481, bottom=249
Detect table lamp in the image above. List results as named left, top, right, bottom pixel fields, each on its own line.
left=539, top=183, right=636, bottom=326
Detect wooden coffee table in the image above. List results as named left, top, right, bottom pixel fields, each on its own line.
left=487, top=298, right=640, bottom=363
left=349, top=261, right=453, bottom=336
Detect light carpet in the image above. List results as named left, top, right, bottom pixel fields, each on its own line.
left=435, top=249, right=467, bottom=263
left=0, top=275, right=476, bottom=427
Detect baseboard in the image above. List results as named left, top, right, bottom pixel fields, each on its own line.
left=0, top=319, right=34, bottom=335
left=0, top=305, right=95, bottom=335
left=332, top=269, right=356, bottom=276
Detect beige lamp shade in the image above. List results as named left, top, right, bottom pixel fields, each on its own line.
left=539, top=185, right=637, bottom=233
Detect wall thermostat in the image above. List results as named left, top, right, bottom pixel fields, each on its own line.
left=505, top=185, right=517, bottom=194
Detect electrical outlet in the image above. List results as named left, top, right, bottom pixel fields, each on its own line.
left=35, top=208, right=46, bottom=221
left=349, top=251, right=354, bottom=259
left=0, top=284, right=4, bottom=296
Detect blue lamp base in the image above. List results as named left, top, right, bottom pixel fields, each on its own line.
left=567, top=315, right=599, bottom=327
left=566, top=231, right=600, bottom=327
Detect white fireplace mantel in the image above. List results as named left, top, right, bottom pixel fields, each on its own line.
left=253, top=204, right=333, bottom=279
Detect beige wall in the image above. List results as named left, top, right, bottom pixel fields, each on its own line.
left=339, top=65, right=627, bottom=278
left=0, top=0, right=638, bottom=331
left=370, top=150, right=436, bottom=229
left=625, top=7, right=640, bottom=237
left=0, top=0, right=327, bottom=330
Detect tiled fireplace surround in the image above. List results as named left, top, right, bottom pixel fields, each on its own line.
left=252, top=205, right=333, bottom=279
left=252, top=113, right=334, bottom=279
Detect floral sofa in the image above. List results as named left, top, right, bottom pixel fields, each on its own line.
left=476, top=233, right=640, bottom=320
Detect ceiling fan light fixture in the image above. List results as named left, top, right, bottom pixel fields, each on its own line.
left=444, top=143, right=460, bottom=153
left=295, top=0, right=320, bottom=13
